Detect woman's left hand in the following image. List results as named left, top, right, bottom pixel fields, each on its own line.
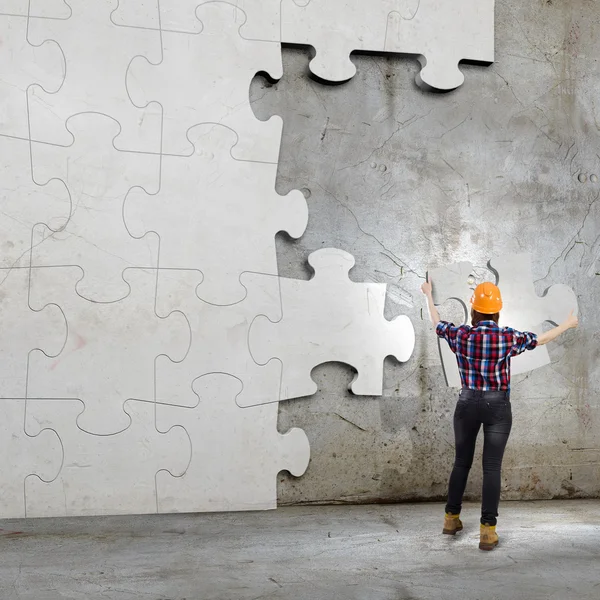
left=421, top=281, right=433, bottom=296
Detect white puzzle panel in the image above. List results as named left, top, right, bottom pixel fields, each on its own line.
left=25, top=398, right=191, bottom=517
left=281, top=0, right=495, bottom=90
left=156, top=374, right=310, bottom=513
left=124, top=124, right=307, bottom=305
left=26, top=0, right=162, bottom=152
left=27, top=267, right=190, bottom=436
left=246, top=249, right=415, bottom=404
left=126, top=1, right=284, bottom=162
left=30, top=112, right=160, bottom=303
left=0, top=399, right=62, bottom=518
left=151, top=269, right=282, bottom=408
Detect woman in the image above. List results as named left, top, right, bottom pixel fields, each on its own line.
left=421, top=280, right=578, bottom=551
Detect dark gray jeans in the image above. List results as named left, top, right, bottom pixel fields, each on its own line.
left=445, top=388, right=512, bottom=526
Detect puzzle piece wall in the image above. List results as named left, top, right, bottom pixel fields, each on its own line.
left=0, top=0, right=493, bottom=517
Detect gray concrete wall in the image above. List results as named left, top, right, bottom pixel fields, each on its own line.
left=250, top=0, right=600, bottom=505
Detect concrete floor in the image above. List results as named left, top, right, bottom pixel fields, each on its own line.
left=1, top=501, right=599, bottom=600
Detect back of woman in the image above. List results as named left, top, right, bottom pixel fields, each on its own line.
left=421, top=280, right=578, bottom=551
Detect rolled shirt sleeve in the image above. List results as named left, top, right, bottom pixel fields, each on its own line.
left=509, top=329, right=538, bottom=357
left=436, top=320, right=460, bottom=354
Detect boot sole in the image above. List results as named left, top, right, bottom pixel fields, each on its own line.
left=442, top=526, right=463, bottom=535
left=479, top=541, right=499, bottom=551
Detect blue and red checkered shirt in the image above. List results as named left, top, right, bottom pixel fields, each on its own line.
left=436, top=320, right=538, bottom=391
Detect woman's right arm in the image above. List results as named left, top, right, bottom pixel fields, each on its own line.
left=537, top=310, right=579, bottom=346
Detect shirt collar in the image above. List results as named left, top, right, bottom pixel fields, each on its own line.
left=476, top=320, right=499, bottom=329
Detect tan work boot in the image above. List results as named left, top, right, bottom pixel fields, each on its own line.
left=442, top=513, right=463, bottom=535
left=479, top=524, right=499, bottom=551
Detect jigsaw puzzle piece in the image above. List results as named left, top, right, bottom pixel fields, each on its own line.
left=126, top=2, right=283, bottom=161
left=153, top=269, right=281, bottom=408
left=30, top=113, right=160, bottom=303
left=124, top=124, right=307, bottom=305
left=0, top=399, right=62, bottom=518
left=26, top=0, right=162, bottom=152
left=281, top=0, right=397, bottom=83
left=0, top=136, right=70, bottom=269
left=246, top=248, right=415, bottom=404
left=0, top=14, right=65, bottom=138
left=24, top=399, right=190, bottom=517
left=427, top=261, right=475, bottom=388
left=0, top=0, right=71, bottom=18
left=0, top=268, right=67, bottom=398
left=489, top=254, right=578, bottom=377
left=27, top=267, right=190, bottom=435
left=385, top=0, right=495, bottom=91
left=155, top=373, right=309, bottom=513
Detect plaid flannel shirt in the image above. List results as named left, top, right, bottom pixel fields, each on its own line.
left=436, top=320, right=538, bottom=391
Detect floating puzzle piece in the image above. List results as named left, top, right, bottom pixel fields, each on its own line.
left=152, top=269, right=281, bottom=408
left=0, top=136, right=70, bottom=269
left=0, top=0, right=71, bottom=18
left=26, top=0, right=162, bottom=151
left=281, top=0, right=494, bottom=90
left=27, top=267, right=190, bottom=435
left=384, top=0, right=495, bottom=91
left=0, top=268, right=67, bottom=398
left=30, top=112, right=160, bottom=302
left=0, top=14, right=64, bottom=138
left=490, top=254, right=578, bottom=377
left=428, top=255, right=579, bottom=388
left=0, top=399, right=62, bottom=518
left=156, top=373, right=309, bottom=513
left=246, top=248, right=415, bottom=404
left=24, top=399, right=190, bottom=517
left=428, top=261, right=475, bottom=388
left=124, top=124, right=307, bottom=305
left=126, top=1, right=283, bottom=161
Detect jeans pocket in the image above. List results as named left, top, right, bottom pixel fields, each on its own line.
left=455, top=400, right=469, bottom=419
left=488, top=401, right=511, bottom=423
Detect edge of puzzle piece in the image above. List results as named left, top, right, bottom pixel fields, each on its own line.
left=245, top=248, right=415, bottom=404
left=155, top=373, right=309, bottom=513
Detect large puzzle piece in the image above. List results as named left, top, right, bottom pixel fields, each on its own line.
left=27, top=267, right=190, bottom=435
left=1, top=399, right=63, bottom=518
left=126, top=1, right=284, bottom=161
left=25, top=399, right=190, bottom=517
left=124, top=124, right=307, bottom=305
left=429, top=255, right=578, bottom=388
left=246, top=248, right=415, bottom=404
left=0, top=268, right=66, bottom=398
left=26, top=0, right=162, bottom=152
left=428, top=261, right=475, bottom=388
left=0, top=136, right=70, bottom=269
left=156, top=374, right=310, bottom=513
left=281, top=0, right=494, bottom=90
left=0, top=13, right=64, bottom=138
left=152, top=269, right=281, bottom=408
left=30, top=112, right=160, bottom=302
left=490, top=254, right=578, bottom=377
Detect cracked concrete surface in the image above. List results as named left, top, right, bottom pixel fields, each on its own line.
left=249, top=0, right=600, bottom=505
left=1, top=501, right=599, bottom=599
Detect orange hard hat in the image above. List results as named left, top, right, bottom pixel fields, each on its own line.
left=470, top=282, right=502, bottom=314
